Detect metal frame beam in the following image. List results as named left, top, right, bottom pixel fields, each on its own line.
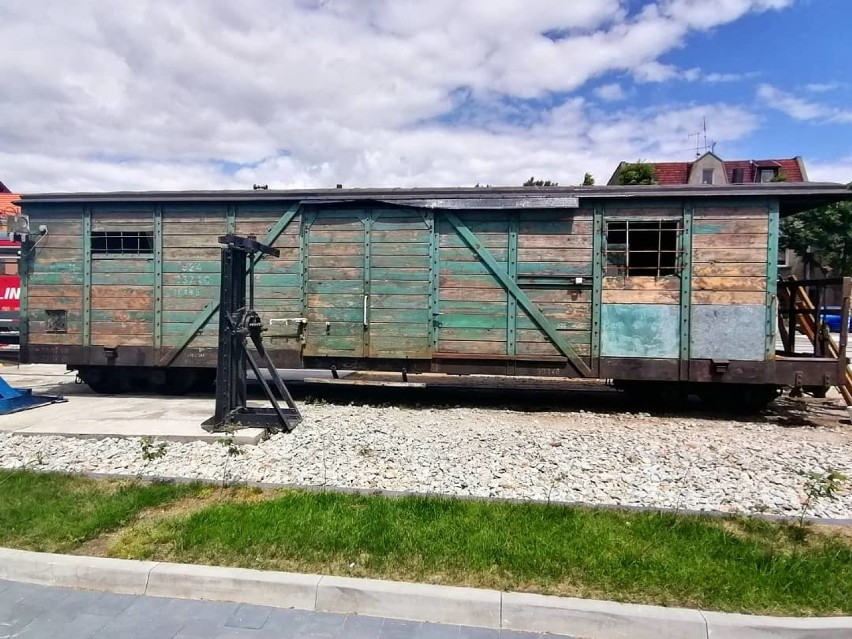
left=591, top=203, right=603, bottom=374
left=679, top=203, right=693, bottom=380
left=507, top=213, right=519, bottom=356
left=153, top=205, right=164, bottom=349
left=766, top=198, right=780, bottom=358
left=82, top=206, right=92, bottom=347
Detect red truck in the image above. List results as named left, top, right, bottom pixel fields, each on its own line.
left=0, top=238, right=21, bottom=347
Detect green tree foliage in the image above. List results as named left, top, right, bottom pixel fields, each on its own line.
left=582, top=172, right=595, bottom=186
left=616, top=162, right=656, bottom=185
left=523, top=176, right=558, bottom=186
left=780, top=184, right=852, bottom=275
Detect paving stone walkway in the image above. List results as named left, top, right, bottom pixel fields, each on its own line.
left=0, top=579, right=572, bottom=639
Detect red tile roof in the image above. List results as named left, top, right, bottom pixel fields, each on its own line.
left=0, top=193, right=20, bottom=216
left=609, top=156, right=807, bottom=185
left=649, top=162, right=691, bottom=185
left=722, top=159, right=804, bottom=183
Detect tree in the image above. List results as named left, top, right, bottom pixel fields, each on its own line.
left=523, top=176, right=558, bottom=186
left=780, top=183, right=852, bottom=275
left=582, top=172, right=595, bottom=186
left=615, top=161, right=656, bottom=185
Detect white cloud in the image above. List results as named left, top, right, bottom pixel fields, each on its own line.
left=757, top=84, right=852, bottom=124
left=593, top=83, right=627, bottom=101
left=633, top=64, right=756, bottom=84
left=805, top=82, right=841, bottom=93
left=0, top=0, right=800, bottom=192
left=705, top=71, right=756, bottom=82
left=808, top=157, right=852, bottom=184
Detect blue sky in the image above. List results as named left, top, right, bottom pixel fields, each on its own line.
left=0, top=0, right=849, bottom=192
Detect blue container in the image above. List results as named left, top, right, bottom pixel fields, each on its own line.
left=818, top=307, right=852, bottom=333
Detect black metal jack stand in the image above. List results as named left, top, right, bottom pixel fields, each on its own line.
left=202, top=234, right=303, bottom=434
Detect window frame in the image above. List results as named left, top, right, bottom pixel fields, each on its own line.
left=90, top=230, right=155, bottom=256
left=604, top=219, right=684, bottom=278
left=759, top=167, right=778, bottom=183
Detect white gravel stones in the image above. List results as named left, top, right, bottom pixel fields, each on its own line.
left=1, top=403, right=851, bottom=519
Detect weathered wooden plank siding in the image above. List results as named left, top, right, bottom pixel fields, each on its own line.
left=160, top=205, right=227, bottom=347
left=691, top=206, right=769, bottom=306
left=25, top=207, right=85, bottom=346
left=303, top=211, right=365, bottom=357
left=366, top=212, right=431, bottom=358
left=436, top=213, right=509, bottom=354
left=159, top=203, right=304, bottom=349
left=436, top=210, right=593, bottom=359
left=90, top=255, right=155, bottom=345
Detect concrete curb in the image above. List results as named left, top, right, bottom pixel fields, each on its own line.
left=1, top=547, right=850, bottom=638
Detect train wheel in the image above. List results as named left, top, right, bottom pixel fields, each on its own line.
left=698, top=383, right=779, bottom=413
left=78, top=367, right=129, bottom=395
left=150, top=368, right=198, bottom=395
left=614, top=381, right=686, bottom=408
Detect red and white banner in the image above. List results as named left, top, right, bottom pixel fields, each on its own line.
left=0, top=275, right=20, bottom=312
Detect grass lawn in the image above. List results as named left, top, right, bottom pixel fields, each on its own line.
left=0, top=469, right=202, bottom=552
left=2, top=469, right=851, bottom=615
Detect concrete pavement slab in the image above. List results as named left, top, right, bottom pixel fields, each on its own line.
left=315, top=575, right=502, bottom=629
left=0, top=365, right=263, bottom=444
left=501, top=591, right=707, bottom=639
left=0, top=547, right=155, bottom=595
left=703, top=610, right=852, bottom=638
left=146, top=561, right=320, bottom=610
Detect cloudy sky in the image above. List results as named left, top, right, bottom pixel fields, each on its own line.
left=1, top=0, right=850, bottom=193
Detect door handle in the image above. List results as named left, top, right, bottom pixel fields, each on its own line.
left=363, top=294, right=369, bottom=327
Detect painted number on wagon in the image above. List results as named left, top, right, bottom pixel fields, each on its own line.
left=174, top=274, right=213, bottom=286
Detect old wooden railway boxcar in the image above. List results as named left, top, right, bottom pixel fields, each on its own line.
left=16, top=183, right=852, bottom=405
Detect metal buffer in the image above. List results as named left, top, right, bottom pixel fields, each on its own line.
left=202, top=234, right=302, bottom=434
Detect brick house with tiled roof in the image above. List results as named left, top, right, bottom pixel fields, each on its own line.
left=607, top=152, right=809, bottom=186
left=0, top=180, right=21, bottom=231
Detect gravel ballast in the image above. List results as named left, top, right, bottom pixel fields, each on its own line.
left=1, top=403, right=851, bottom=519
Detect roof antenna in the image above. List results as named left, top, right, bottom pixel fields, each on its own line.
left=688, top=117, right=711, bottom=157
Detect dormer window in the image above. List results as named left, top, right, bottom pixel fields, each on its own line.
left=759, top=167, right=778, bottom=182
left=702, top=168, right=714, bottom=184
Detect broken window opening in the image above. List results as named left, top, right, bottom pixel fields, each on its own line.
left=45, top=309, right=67, bottom=333
left=605, top=220, right=682, bottom=277
left=91, top=231, right=154, bottom=255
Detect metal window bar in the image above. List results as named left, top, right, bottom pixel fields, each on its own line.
left=91, top=231, right=154, bottom=255
left=605, top=221, right=682, bottom=277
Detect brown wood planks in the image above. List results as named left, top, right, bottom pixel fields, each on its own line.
left=693, top=276, right=767, bottom=292
left=603, top=289, right=680, bottom=304
left=692, top=291, right=765, bottom=305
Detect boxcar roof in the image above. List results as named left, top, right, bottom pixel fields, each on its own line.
left=18, top=182, right=852, bottom=216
